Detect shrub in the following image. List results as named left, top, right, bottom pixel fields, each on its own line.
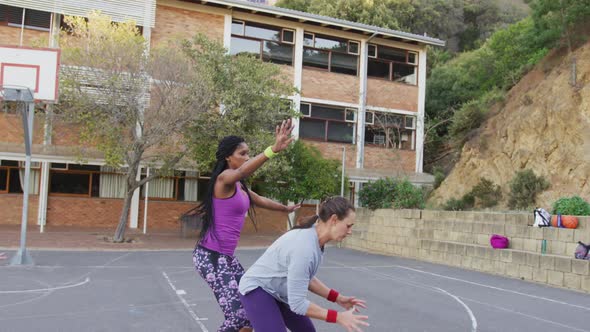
left=393, top=180, right=425, bottom=209
left=552, top=196, right=590, bottom=216
left=359, top=178, right=396, bottom=210
left=443, top=192, right=475, bottom=211
left=508, top=169, right=549, bottom=210
left=432, top=167, right=445, bottom=189
left=359, top=178, right=425, bottom=210
left=471, top=178, right=502, bottom=208
left=449, top=89, right=504, bottom=147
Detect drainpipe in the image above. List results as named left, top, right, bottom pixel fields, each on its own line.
left=355, top=31, right=378, bottom=169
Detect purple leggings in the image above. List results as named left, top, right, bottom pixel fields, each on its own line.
left=239, top=287, right=316, bottom=332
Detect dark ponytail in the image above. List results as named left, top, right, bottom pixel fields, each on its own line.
left=292, top=196, right=354, bottom=230
left=197, top=136, right=256, bottom=241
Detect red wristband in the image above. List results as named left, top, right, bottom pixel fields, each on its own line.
left=327, top=289, right=339, bottom=302
left=326, top=309, right=338, bottom=323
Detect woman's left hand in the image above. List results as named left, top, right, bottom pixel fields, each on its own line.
left=285, top=204, right=301, bottom=213
left=336, top=295, right=367, bottom=311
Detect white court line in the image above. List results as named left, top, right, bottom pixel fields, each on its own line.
left=162, top=271, right=209, bottom=332
left=0, top=277, right=90, bottom=294
left=0, top=300, right=186, bottom=321
left=326, top=259, right=478, bottom=332
left=324, top=263, right=590, bottom=312
left=462, top=296, right=590, bottom=332
left=0, top=279, right=55, bottom=309
left=387, top=264, right=590, bottom=312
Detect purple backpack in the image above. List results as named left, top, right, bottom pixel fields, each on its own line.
left=490, top=234, right=509, bottom=249
left=574, top=241, right=590, bottom=260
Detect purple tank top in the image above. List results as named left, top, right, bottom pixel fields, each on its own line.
left=200, top=182, right=250, bottom=256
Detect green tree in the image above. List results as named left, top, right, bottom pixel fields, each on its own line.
left=529, top=0, right=590, bottom=85
left=182, top=34, right=298, bottom=172
left=262, top=141, right=342, bottom=226
left=58, top=12, right=213, bottom=242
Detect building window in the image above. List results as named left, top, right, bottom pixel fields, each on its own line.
left=0, top=160, right=40, bottom=194
left=299, top=103, right=356, bottom=143
left=140, top=171, right=208, bottom=202
left=364, top=112, right=416, bottom=150
left=367, top=44, right=417, bottom=85
left=303, top=33, right=359, bottom=76
left=49, top=164, right=100, bottom=197
left=0, top=5, right=51, bottom=31
left=47, top=163, right=206, bottom=201
left=230, top=20, right=294, bottom=66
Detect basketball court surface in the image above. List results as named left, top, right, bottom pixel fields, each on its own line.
left=1, top=247, right=589, bottom=332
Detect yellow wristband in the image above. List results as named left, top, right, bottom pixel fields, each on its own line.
left=264, top=146, right=277, bottom=159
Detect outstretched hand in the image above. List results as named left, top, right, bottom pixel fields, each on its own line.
left=337, top=307, right=369, bottom=332
left=272, top=118, right=295, bottom=153
left=336, top=295, right=367, bottom=311
left=285, top=203, right=301, bottom=213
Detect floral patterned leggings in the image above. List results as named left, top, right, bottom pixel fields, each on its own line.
left=193, top=245, right=251, bottom=332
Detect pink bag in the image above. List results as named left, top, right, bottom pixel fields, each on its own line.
left=490, top=234, right=509, bottom=249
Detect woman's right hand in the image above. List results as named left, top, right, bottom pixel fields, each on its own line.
left=272, top=118, right=295, bottom=153
left=337, top=307, right=369, bottom=332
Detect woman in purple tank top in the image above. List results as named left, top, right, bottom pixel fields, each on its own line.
left=192, top=119, right=300, bottom=332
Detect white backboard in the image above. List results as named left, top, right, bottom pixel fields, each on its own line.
left=0, top=45, right=60, bottom=103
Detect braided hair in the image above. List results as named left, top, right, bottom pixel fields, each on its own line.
left=197, top=136, right=256, bottom=241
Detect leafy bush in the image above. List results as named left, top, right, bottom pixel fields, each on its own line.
left=449, top=89, right=504, bottom=147
left=552, top=196, right=590, bottom=216
left=359, top=178, right=396, bottom=210
left=508, top=169, right=549, bottom=210
left=443, top=192, right=475, bottom=211
left=393, top=180, right=425, bottom=209
left=359, top=178, right=425, bottom=210
left=432, top=167, right=445, bottom=189
left=471, top=178, right=502, bottom=208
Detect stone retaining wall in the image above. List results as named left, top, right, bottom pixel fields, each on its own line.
left=342, top=209, right=590, bottom=293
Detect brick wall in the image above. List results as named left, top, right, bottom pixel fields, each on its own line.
left=303, top=140, right=356, bottom=169
left=0, top=26, right=48, bottom=47
left=46, top=196, right=124, bottom=227
left=367, top=78, right=418, bottom=112
left=0, top=194, right=39, bottom=225
left=363, top=147, right=415, bottom=173
left=0, top=113, right=45, bottom=144
left=8, top=195, right=289, bottom=234
left=343, top=209, right=590, bottom=293
left=151, top=5, right=225, bottom=47
left=302, top=140, right=415, bottom=172
left=301, top=69, right=359, bottom=105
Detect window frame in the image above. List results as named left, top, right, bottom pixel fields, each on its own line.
left=367, top=45, right=419, bottom=85
left=281, top=28, right=295, bottom=44
left=48, top=169, right=95, bottom=197
left=299, top=103, right=357, bottom=144
left=0, top=5, right=51, bottom=31
left=0, top=163, right=41, bottom=195
left=300, top=102, right=312, bottom=117
left=140, top=171, right=206, bottom=202
left=230, top=20, right=295, bottom=66
left=364, top=111, right=416, bottom=150
left=368, top=44, right=377, bottom=58
left=302, top=32, right=360, bottom=76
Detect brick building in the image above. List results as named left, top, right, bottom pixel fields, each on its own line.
left=0, top=0, right=443, bottom=232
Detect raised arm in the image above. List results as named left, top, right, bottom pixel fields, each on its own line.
left=249, top=190, right=301, bottom=213
left=218, top=119, right=294, bottom=186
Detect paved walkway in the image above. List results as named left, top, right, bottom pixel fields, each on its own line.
left=0, top=225, right=282, bottom=252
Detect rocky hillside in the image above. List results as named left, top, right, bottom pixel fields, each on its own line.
left=429, top=41, right=590, bottom=209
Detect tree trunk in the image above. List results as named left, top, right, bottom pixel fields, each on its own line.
left=113, top=188, right=134, bottom=243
